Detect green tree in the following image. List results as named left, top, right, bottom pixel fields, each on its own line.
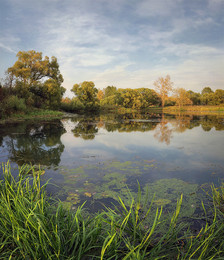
left=7, top=50, right=63, bottom=87
left=187, top=91, right=201, bottom=105
left=104, top=86, right=117, bottom=97
left=138, top=88, right=161, bottom=106
left=212, top=89, right=224, bottom=105
left=118, top=89, right=147, bottom=109
left=201, top=93, right=214, bottom=105
left=153, top=75, right=173, bottom=107
left=201, top=87, right=213, bottom=95
left=6, top=50, right=64, bottom=109
left=71, top=81, right=99, bottom=110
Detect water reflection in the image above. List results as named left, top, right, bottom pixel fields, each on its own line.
left=70, top=113, right=224, bottom=144
left=1, top=112, right=224, bottom=214
left=154, top=115, right=173, bottom=145
left=72, top=118, right=98, bottom=140
left=0, top=113, right=224, bottom=167
left=0, top=120, right=65, bottom=166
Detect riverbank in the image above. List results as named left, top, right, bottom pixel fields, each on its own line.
left=163, top=105, right=224, bottom=114
left=0, top=163, right=224, bottom=259
left=99, top=105, right=224, bottom=115
left=1, top=105, right=224, bottom=125
left=0, top=109, right=66, bottom=124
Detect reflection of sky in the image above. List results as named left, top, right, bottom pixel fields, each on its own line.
left=60, top=119, right=224, bottom=185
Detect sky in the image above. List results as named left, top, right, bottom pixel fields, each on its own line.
left=0, top=0, right=224, bottom=97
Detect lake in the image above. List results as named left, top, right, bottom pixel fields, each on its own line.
left=0, top=112, right=224, bottom=218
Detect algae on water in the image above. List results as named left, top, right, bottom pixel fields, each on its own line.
left=58, top=160, right=200, bottom=218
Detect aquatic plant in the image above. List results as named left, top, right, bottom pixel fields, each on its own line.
left=0, top=162, right=102, bottom=259
left=1, top=162, right=224, bottom=259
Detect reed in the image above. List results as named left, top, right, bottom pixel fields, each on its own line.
left=0, top=163, right=224, bottom=259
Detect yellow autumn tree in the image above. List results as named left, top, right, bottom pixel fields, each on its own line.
left=174, top=88, right=192, bottom=108
left=6, top=50, right=65, bottom=109
left=97, top=89, right=104, bottom=101
left=153, top=75, right=173, bottom=107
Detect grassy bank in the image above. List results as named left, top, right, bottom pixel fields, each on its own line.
left=163, top=105, right=224, bottom=114
left=0, top=163, right=224, bottom=259
left=0, top=109, right=64, bottom=124
left=99, top=106, right=163, bottom=114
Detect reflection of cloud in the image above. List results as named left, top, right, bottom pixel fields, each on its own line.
left=97, top=133, right=133, bottom=153
left=60, top=117, right=224, bottom=166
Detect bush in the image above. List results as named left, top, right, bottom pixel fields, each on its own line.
left=61, top=97, right=85, bottom=112
left=4, top=95, right=27, bottom=114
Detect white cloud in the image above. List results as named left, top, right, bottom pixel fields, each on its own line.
left=0, top=0, right=223, bottom=95
left=208, top=0, right=224, bottom=11
left=0, top=42, right=17, bottom=54
left=0, top=35, right=20, bottom=54
left=89, top=50, right=224, bottom=92
left=136, top=0, right=183, bottom=17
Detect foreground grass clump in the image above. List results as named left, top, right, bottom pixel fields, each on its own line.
left=0, top=163, right=224, bottom=259
left=0, top=163, right=103, bottom=259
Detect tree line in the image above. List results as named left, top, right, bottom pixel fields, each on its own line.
left=62, top=77, right=224, bottom=112
left=1, top=50, right=224, bottom=117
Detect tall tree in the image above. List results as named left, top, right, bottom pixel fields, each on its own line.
left=104, top=86, right=117, bottom=97
left=174, top=88, right=193, bottom=108
left=138, top=88, right=161, bottom=106
left=201, top=87, right=213, bottom=95
left=153, top=75, right=173, bottom=107
left=7, top=50, right=63, bottom=87
left=71, top=81, right=98, bottom=110
left=187, top=90, right=201, bottom=105
left=6, top=50, right=64, bottom=109
left=97, top=89, right=104, bottom=101
left=213, top=89, right=224, bottom=105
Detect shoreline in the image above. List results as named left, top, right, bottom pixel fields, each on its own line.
left=1, top=105, right=224, bottom=124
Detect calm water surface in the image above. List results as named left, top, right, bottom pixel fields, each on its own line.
left=0, top=112, right=224, bottom=215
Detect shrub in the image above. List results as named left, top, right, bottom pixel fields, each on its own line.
left=4, top=95, right=27, bottom=114
left=61, top=97, right=85, bottom=112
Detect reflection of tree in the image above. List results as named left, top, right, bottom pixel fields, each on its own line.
left=154, top=115, right=173, bottom=145
left=200, top=115, right=224, bottom=131
left=171, top=114, right=192, bottom=133
left=5, top=120, right=65, bottom=166
left=72, top=119, right=98, bottom=140
left=70, top=112, right=224, bottom=142
left=71, top=113, right=159, bottom=140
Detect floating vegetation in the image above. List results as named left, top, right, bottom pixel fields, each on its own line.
left=143, top=178, right=200, bottom=219
left=84, top=192, right=92, bottom=197
left=57, top=159, right=201, bottom=220
left=103, top=160, right=132, bottom=170
left=62, top=192, right=81, bottom=210
left=154, top=198, right=172, bottom=206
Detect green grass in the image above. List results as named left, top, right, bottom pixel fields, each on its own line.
left=0, top=163, right=224, bottom=259
left=163, top=105, right=224, bottom=114
left=0, top=109, right=64, bottom=124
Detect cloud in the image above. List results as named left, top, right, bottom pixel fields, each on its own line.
left=136, top=0, right=183, bottom=17
left=90, top=50, right=224, bottom=92
left=0, top=0, right=223, bottom=95
left=0, top=42, right=17, bottom=54
left=0, top=33, right=20, bottom=54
